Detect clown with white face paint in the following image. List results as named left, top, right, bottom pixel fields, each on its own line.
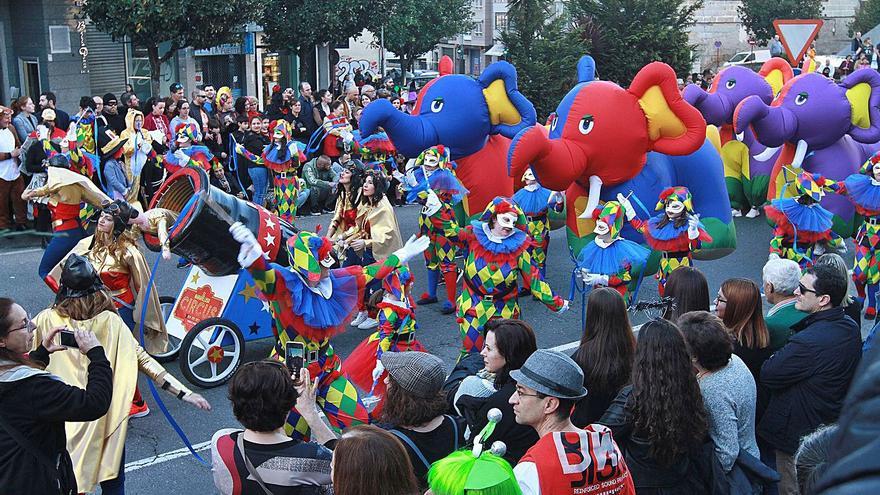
left=449, top=197, right=568, bottom=360
left=575, top=200, right=650, bottom=304
left=229, top=222, right=429, bottom=438
left=827, top=151, right=880, bottom=319
left=512, top=167, right=564, bottom=296
left=618, top=186, right=712, bottom=296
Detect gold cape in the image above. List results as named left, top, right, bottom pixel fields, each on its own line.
left=31, top=166, right=110, bottom=208
left=33, top=309, right=191, bottom=492
left=354, top=196, right=403, bottom=260
left=48, top=235, right=169, bottom=355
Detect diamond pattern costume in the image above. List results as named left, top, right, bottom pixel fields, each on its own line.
left=512, top=171, right=564, bottom=289
left=828, top=152, right=880, bottom=318
left=451, top=198, right=565, bottom=360
left=246, top=231, right=406, bottom=439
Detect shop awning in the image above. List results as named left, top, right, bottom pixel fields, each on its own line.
left=485, top=43, right=506, bottom=57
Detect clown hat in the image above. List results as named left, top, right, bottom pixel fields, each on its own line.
left=479, top=197, right=527, bottom=231
left=417, top=145, right=453, bottom=170
left=860, top=150, right=880, bottom=175
left=175, top=122, right=200, bottom=144
left=382, top=266, right=414, bottom=302
left=593, top=201, right=626, bottom=238
left=655, top=186, right=694, bottom=212
left=794, top=171, right=826, bottom=202
left=286, top=232, right=334, bottom=283
left=269, top=119, right=292, bottom=141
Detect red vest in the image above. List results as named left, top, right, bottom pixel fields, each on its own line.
left=519, top=425, right=636, bottom=495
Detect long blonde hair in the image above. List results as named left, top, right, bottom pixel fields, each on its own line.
left=54, top=290, right=118, bottom=321
left=91, top=229, right=138, bottom=265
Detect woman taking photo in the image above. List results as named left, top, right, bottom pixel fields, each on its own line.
left=0, top=298, right=111, bottom=495
left=571, top=287, right=635, bottom=427
left=599, top=318, right=709, bottom=492
left=33, top=254, right=211, bottom=495
left=332, top=425, right=419, bottom=495
left=715, top=277, right=772, bottom=381
left=343, top=169, right=403, bottom=329
left=451, top=318, right=539, bottom=463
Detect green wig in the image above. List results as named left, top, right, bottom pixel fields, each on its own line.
left=427, top=449, right=522, bottom=495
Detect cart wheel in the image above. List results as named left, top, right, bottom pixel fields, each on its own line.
left=149, top=296, right=182, bottom=363
left=179, top=317, right=245, bottom=388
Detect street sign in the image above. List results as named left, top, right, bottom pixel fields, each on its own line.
left=714, top=40, right=722, bottom=48
left=773, top=19, right=824, bottom=66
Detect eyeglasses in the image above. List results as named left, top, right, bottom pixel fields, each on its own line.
left=10, top=318, right=35, bottom=333
left=514, top=386, right=543, bottom=399
left=715, top=294, right=727, bottom=304
left=798, top=283, right=818, bottom=295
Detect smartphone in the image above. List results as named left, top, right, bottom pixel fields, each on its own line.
left=285, top=342, right=305, bottom=380
left=59, top=329, right=77, bottom=348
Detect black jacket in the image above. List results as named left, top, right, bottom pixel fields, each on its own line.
left=298, top=96, right=317, bottom=135
left=815, top=344, right=880, bottom=493
left=758, top=307, right=861, bottom=454
left=0, top=346, right=112, bottom=495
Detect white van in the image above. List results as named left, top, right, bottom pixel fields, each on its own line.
left=723, top=50, right=772, bottom=71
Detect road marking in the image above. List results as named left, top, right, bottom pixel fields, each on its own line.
left=125, top=324, right=646, bottom=472
left=0, top=247, right=42, bottom=257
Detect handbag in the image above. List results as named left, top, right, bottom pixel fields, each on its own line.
left=236, top=432, right=275, bottom=495
left=0, top=411, right=75, bottom=495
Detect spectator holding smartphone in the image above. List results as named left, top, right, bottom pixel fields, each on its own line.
left=212, top=363, right=336, bottom=495
left=0, top=297, right=112, bottom=495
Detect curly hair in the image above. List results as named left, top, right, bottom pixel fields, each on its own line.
left=380, top=376, right=448, bottom=427
left=631, top=319, right=708, bottom=466
left=678, top=311, right=734, bottom=371
left=91, top=228, right=139, bottom=266
left=227, top=360, right=298, bottom=432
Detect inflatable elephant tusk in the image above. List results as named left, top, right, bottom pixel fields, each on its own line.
left=753, top=145, right=781, bottom=161
left=579, top=175, right=604, bottom=219
left=735, top=132, right=744, bottom=142
left=792, top=139, right=809, bottom=169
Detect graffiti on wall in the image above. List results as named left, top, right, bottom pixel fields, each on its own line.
left=335, top=57, right=379, bottom=83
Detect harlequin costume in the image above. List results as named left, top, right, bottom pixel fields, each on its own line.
left=406, top=146, right=468, bottom=313
left=764, top=171, right=836, bottom=268
left=622, top=187, right=712, bottom=296
left=320, top=113, right=354, bottom=159
left=359, top=131, right=397, bottom=174
left=24, top=157, right=110, bottom=287
left=453, top=197, right=567, bottom=359
left=575, top=201, right=650, bottom=305
left=236, top=120, right=306, bottom=223
left=234, top=226, right=427, bottom=439
left=343, top=266, right=426, bottom=411
left=165, top=123, right=231, bottom=192
left=512, top=168, right=564, bottom=294
left=828, top=152, right=880, bottom=318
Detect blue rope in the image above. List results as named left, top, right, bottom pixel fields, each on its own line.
left=227, top=136, right=247, bottom=195
left=137, top=192, right=209, bottom=466
left=306, top=126, right=327, bottom=155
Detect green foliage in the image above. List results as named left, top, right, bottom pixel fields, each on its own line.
left=501, top=0, right=588, bottom=120
left=379, top=0, right=473, bottom=73
left=569, top=0, right=701, bottom=85
left=82, top=0, right=260, bottom=93
left=737, top=0, right=824, bottom=42
left=851, top=0, right=880, bottom=38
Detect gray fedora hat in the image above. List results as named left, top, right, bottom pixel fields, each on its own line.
left=509, top=349, right=588, bottom=400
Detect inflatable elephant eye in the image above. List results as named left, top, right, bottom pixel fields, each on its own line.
left=430, top=97, right=445, bottom=113
left=725, top=79, right=736, bottom=89
left=578, top=114, right=595, bottom=135
left=795, top=92, right=808, bottom=106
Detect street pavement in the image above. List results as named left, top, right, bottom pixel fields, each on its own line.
left=0, top=207, right=869, bottom=494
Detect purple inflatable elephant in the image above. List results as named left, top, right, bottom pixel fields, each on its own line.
left=684, top=59, right=793, bottom=218
left=734, top=68, right=880, bottom=237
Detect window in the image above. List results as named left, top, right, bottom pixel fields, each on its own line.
left=495, top=13, right=508, bottom=31
left=473, top=0, right=483, bottom=7
left=473, top=20, right=484, bottom=37
left=19, top=59, right=41, bottom=99
left=49, top=26, right=71, bottom=54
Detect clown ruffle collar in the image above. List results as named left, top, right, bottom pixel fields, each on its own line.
left=766, top=198, right=833, bottom=243
left=576, top=237, right=650, bottom=276
left=163, top=145, right=214, bottom=168
left=512, top=186, right=553, bottom=216
left=274, top=264, right=361, bottom=332
left=844, top=174, right=880, bottom=211
left=263, top=142, right=304, bottom=172
left=406, top=168, right=468, bottom=204
left=471, top=220, right=529, bottom=255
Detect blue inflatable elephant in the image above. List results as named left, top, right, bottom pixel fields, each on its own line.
left=359, top=56, right=537, bottom=217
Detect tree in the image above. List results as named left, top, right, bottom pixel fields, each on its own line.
left=377, top=0, right=473, bottom=77
left=851, top=0, right=880, bottom=39
left=501, top=0, right=589, bottom=120
left=738, top=0, right=824, bottom=42
left=260, top=0, right=390, bottom=84
left=81, top=0, right=261, bottom=96
left=568, top=0, right=701, bottom=86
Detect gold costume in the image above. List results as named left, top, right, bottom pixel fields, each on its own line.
left=33, top=310, right=191, bottom=493
left=139, top=207, right=179, bottom=250
left=351, top=196, right=403, bottom=259
left=27, top=167, right=110, bottom=227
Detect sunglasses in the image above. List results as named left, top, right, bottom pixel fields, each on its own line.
left=107, top=101, right=118, bottom=106
left=798, top=282, right=818, bottom=295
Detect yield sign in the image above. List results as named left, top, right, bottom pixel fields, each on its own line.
left=773, top=19, right=824, bottom=66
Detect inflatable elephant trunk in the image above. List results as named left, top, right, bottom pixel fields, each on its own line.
left=145, top=167, right=297, bottom=276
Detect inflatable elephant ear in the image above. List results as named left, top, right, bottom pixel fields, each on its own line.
left=840, top=68, right=880, bottom=144
left=627, top=62, right=707, bottom=156
left=758, top=58, right=794, bottom=96
left=478, top=61, right=538, bottom=139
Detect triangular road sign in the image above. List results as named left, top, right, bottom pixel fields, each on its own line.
left=774, top=19, right=824, bottom=66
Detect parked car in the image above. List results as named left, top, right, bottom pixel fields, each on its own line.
left=723, top=50, right=771, bottom=71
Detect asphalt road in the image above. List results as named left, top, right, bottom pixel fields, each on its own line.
left=0, top=208, right=868, bottom=494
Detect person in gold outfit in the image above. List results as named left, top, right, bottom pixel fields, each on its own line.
left=33, top=254, right=210, bottom=495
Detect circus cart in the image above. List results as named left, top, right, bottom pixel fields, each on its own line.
left=145, top=167, right=297, bottom=388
